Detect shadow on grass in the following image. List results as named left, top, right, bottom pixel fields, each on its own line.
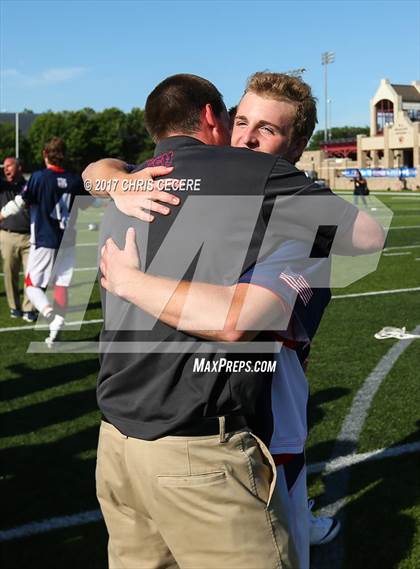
left=342, top=453, right=419, bottom=569
left=311, top=423, right=420, bottom=569
left=1, top=385, right=98, bottom=437
left=2, top=520, right=108, bottom=569
left=1, top=420, right=102, bottom=529
left=1, top=352, right=106, bottom=569
left=307, top=386, right=351, bottom=430
left=0, top=358, right=98, bottom=401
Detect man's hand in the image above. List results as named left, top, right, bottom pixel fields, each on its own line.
left=113, top=170, right=180, bottom=222
left=100, top=227, right=141, bottom=297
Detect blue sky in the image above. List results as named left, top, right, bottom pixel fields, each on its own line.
left=1, top=0, right=419, bottom=130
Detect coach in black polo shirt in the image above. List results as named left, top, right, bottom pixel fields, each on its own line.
left=91, top=74, right=379, bottom=569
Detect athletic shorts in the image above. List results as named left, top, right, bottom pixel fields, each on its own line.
left=25, top=245, right=75, bottom=289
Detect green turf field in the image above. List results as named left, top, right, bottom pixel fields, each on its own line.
left=1, top=193, right=419, bottom=568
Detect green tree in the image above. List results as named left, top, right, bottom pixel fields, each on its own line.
left=64, top=109, right=100, bottom=170
left=28, top=112, right=69, bottom=169
left=124, top=108, right=155, bottom=164
left=26, top=106, right=154, bottom=173
left=308, top=126, right=370, bottom=150
left=0, top=123, right=18, bottom=161
left=93, top=108, right=128, bottom=158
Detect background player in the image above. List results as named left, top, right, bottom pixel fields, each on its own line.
left=0, top=137, right=86, bottom=346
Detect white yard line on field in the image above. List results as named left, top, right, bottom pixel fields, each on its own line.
left=311, top=325, right=420, bottom=569
left=388, top=224, right=420, bottom=230
left=390, top=195, right=420, bottom=199
left=0, top=510, right=103, bottom=541
left=0, top=319, right=103, bottom=333
left=383, top=252, right=411, bottom=256
left=1, top=440, right=419, bottom=543
left=307, top=441, right=420, bottom=475
left=331, top=326, right=420, bottom=457
left=383, top=244, right=420, bottom=251
left=331, top=286, right=420, bottom=299
left=0, top=267, right=97, bottom=277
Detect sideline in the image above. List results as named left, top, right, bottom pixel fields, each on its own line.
left=331, top=286, right=420, bottom=299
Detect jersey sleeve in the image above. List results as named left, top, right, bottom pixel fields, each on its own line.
left=239, top=240, right=332, bottom=341
left=20, top=173, right=40, bottom=205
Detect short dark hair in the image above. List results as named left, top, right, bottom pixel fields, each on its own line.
left=145, top=74, right=226, bottom=141
left=44, top=137, right=66, bottom=166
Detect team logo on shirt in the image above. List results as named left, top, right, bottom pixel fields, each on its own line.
left=146, top=151, right=174, bottom=168
left=279, top=270, right=313, bottom=306
left=57, top=177, right=68, bottom=189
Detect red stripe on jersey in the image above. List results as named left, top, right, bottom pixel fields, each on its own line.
left=24, top=273, right=34, bottom=287
left=272, top=453, right=296, bottom=466
left=47, top=165, right=65, bottom=173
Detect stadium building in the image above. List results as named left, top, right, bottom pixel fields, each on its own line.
left=297, top=79, right=420, bottom=191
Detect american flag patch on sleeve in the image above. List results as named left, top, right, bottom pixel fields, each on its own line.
left=279, top=270, right=313, bottom=306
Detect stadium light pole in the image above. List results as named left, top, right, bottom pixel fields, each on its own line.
left=322, top=52, right=335, bottom=144
left=15, top=112, right=20, bottom=159
left=327, top=98, right=332, bottom=140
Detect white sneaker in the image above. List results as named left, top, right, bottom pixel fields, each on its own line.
left=45, top=314, right=65, bottom=347
left=308, top=499, right=341, bottom=546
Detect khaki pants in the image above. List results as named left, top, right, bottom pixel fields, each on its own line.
left=96, top=420, right=297, bottom=569
left=0, top=230, right=33, bottom=311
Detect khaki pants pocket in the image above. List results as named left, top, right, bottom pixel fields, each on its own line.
left=157, top=470, right=226, bottom=487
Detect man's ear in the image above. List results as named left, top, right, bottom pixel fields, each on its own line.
left=202, top=103, right=218, bottom=129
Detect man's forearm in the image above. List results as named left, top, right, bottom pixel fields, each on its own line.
left=118, top=271, right=288, bottom=342
left=0, top=194, right=25, bottom=219
left=120, top=271, right=237, bottom=340
left=333, top=210, right=385, bottom=255
left=82, top=159, right=129, bottom=197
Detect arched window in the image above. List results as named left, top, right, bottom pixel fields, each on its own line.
left=376, top=99, right=394, bottom=133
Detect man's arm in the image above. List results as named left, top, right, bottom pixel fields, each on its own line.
left=0, top=194, right=25, bottom=222
left=82, top=159, right=131, bottom=197
left=336, top=209, right=385, bottom=254
left=100, top=228, right=290, bottom=342
left=264, top=160, right=385, bottom=256
left=82, top=159, right=179, bottom=221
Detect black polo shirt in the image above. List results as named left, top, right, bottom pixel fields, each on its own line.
left=97, top=136, right=357, bottom=441
left=0, top=176, right=29, bottom=233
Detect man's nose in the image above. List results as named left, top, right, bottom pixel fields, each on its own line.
left=242, top=129, right=258, bottom=149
